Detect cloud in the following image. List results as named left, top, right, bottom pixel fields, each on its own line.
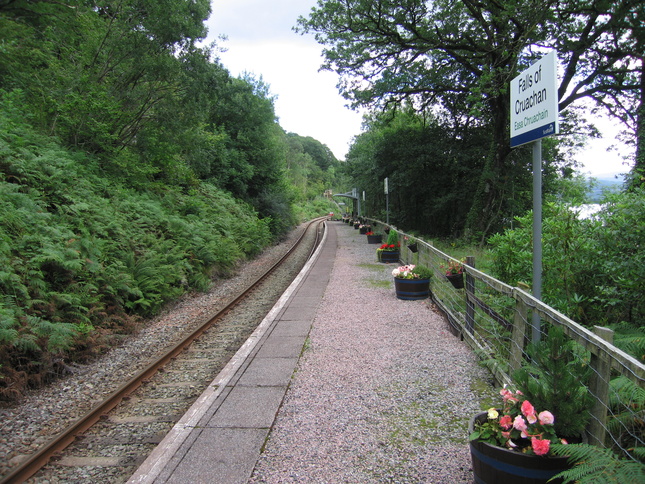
left=206, top=0, right=316, bottom=43
left=203, top=0, right=363, bottom=159
left=204, top=1, right=632, bottom=175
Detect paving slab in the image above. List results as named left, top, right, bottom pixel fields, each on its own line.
left=128, top=222, right=337, bottom=484
left=236, top=356, right=299, bottom=387
left=163, top=428, right=268, bottom=484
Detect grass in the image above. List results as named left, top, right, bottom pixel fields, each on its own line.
left=430, top=238, right=494, bottom=274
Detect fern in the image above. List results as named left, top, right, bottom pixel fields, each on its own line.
left=609, top=322, right=645, bottom=364
left=0, top=304, right=19, bottom=344
left=27, top=315, right=78, bottom=352
left=607, top=375, right=645, bottom=453
left=550, top=443, right=645, bottom=483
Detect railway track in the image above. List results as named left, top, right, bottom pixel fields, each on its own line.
left=1, top=218, right=326, bottom=484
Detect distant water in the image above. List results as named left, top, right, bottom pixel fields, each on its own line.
left=573, top=203, right=603, bottom=219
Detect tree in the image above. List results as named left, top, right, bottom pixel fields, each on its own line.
left=297, top=0, right=643, bottom=238
left=0, top=0, right=211, bottom=169
left=345, top=107, right=489, bottom=236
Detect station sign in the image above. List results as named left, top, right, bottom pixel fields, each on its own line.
left=510, top=51, right=559, bottom=147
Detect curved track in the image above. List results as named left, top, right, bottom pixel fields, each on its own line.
left=1, top=218, right=325, bottom=484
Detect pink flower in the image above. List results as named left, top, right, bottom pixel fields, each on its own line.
left=531, top=437, right=551, bottom=456
left=538, top=411, right=555, bottom=425
left=499, top=415, right=513, bottom=430
left=521, top=400, right=537, bottom=423
left=500, top=387, right=520, bottom=403
left=513, top=415, right=527, bottom=432
left=521, top=400, right=535, bottom=417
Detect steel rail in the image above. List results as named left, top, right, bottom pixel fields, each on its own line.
left=1, top=218, right=326, bottom=484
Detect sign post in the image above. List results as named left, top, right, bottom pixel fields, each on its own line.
left=510, top=51, right=559, bottom=344
left=384, top=177, right=389, bottom=225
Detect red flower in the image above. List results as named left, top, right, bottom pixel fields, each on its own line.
left=531, top=437, right=551, bottom=456
left=499, top=415, right=513, bottom=430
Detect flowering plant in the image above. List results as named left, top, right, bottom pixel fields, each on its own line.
left=378, top=243, right=400, bottom=252
left=442, top=258, right=465, bottom=275
left=392, top=264, right=432, bottom=280
left=469, top=386, right=566, bottom=456
left=365, top=231, right=376, bottom=236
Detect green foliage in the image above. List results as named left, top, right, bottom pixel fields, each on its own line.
left=0, top=1, right=342, bottom=398
left=593, top=189, right=645, bottom=326
left=293, top=197, right=338, bottom=223
left=0, top=2, right=305, bottom=233
left=550, top=443, right=645, bottom=483
left=298, top=0, right=643, bottom=238
left=609, top=322, right=645, bottom=364
left=411, top=265, right=433, bottom=280
left=285, top=133, right=341, bottom=202
left=607, top=375, right=645, bottom=454
left=345, top=109, right=493, bottom=237
left=512, top=326, right=593, bottom=438
left=0, top=95, right=277, bottom=396
left=488, top=195, right=645, bottom=330
left=386, top=229, right=399, bottom=247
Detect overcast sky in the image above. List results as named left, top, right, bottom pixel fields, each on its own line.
left=203, top=0, right=632, bottom=178
left=203, top=0, right=363, bottom=162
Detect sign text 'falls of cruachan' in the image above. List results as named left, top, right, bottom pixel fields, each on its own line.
left=510, top=51, right=559, bottom=147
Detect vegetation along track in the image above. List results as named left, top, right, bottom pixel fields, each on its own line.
left=0, top=218, right=326, bottom=484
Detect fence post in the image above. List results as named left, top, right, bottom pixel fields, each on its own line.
left=465, top=256, right=475, bottom=334
left=587, top=326, right=614, bottom=447
left=510, top=296, right=529, bottom=375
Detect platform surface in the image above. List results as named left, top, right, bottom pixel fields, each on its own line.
left=128, top=222, right=337, bottom=484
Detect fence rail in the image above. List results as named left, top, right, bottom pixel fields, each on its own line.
left=368, top=220, right=645, bottom=461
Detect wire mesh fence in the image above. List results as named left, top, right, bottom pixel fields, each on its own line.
left=385, top=225, right=645, bottom=463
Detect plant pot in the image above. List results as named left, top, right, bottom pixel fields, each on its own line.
left=394, top=278, right=431, bottom=300
left=366, top=234, right=383, bottom=244
left=354, top=223, right=360, bottom=229
left=359, top=227, right=368, bottom=234
left=446, top=272, right=464, bottom=289
left=469, top=413, right=569, bottom=484
left=407, top=243, right=418, bottom=253
left=379, top=250, right=399, bottom=263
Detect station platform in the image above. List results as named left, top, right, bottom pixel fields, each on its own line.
left=128, top=222, right=337, bottom=484
left=128, top=221, right=488, bottom=483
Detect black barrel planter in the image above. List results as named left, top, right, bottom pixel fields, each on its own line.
left=469, top=413, right=569, bottom=484
left=366, top=234, right=383, bottom=244
left=446, top=273, right=464, bottom=289
left=379, top=250, right=400, bottom=263
left=394, top=278, right=431, bottom=300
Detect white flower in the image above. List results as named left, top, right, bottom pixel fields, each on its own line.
left=392, top=269, right=400, bottom=277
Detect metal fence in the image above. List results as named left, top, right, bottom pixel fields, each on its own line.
left=377, top=223, right=645, bottom=462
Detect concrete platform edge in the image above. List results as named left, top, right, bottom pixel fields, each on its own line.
left=127, top=223, right=329, bottom=484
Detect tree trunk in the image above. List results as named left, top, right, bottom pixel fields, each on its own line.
left=465, top=93, right=513, bottom=243
left=630, top=61, right=645, bottom=189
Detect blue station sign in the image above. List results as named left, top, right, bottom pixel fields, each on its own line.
left=510, top=51, right=559, bottom=148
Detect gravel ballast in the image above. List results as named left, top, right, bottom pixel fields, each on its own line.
left=250, top=223, right=495, bottom=483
